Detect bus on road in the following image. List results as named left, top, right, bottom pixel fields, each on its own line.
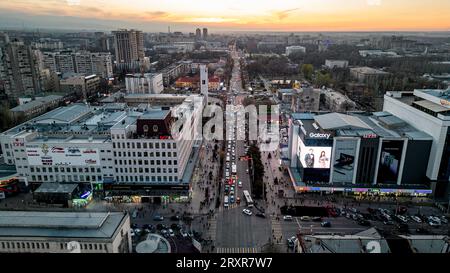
left=242, top=190, right=253, bottom=207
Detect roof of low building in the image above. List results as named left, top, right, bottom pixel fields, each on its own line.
left=314, top=113, right=372, bottom=130
left=0, top=211, right=127, bottom=239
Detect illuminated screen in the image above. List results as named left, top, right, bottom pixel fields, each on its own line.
left=298, top=137, right=332, bottom=169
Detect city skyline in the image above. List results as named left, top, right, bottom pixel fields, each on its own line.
left=0, top=0, right=450, bottom=32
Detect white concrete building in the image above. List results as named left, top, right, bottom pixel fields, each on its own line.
left=0, top=211, right=131, bottom=253
left=383, top=89, right=450, bottom=199
left=286, top=46, right=306, bottom=56
left=200, top=64, right=208, bottom=105
left=125, top=73, right=164, bottom=94
left=325, top=60, right=349, bottom=69
left=0, top=95, right=204, bottom=198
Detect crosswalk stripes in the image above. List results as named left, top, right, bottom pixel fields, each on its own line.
left=205, top=218, right=217, bottom=241
left=271, top=218, right=283, bottom=243
left=216, top=247, right=259, bottom=253
left=220, top=203, right=240, bottom=211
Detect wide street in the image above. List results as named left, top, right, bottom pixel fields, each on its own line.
left=214, top=46, right=271, bottom=253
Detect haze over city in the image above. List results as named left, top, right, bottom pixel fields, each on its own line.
left=1, top=0, right=450, bottom=32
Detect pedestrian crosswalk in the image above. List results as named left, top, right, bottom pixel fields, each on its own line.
left=216, top=247, right=259, bottom=253
left=205, top=218, right=217, bottom=241
left=271, top=218, right=284, bottom=244
left=219, top=203, right=240, bottom=212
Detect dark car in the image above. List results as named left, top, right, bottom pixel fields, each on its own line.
left=170, top=215, right=181, bottom=221
left=171, top=223, right=179, bottom=230
left=256, top=213, right=266, bottom=218
left=396, top=206, right=408, bottom=215
left=153, top=215, right=164, bottom=221
left=183, top=215, right=195, bottom=221
left=358, top=220, right=371, bottom=226
left=131, top=223, right=138, bottom=229
left=156, top=224, right=164, bottom=230
left=321, top=221, right=331, bottom=227
left=397, top=223, right=409, bottom=233
left=416, top=228, right=430, bottom=234
left=142, top=224, right=154, bottom=230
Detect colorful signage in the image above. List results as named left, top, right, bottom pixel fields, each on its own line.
left=26, top=145, right=100, bottom=166
left=298, top=137, right=332, bottom=169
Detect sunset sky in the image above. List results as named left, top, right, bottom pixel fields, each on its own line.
left=0, top=0, right=449, bottom=32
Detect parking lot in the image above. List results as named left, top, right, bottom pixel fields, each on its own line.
left=277, top=205, right=449, bottom=250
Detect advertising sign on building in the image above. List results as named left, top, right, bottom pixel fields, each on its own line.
left=331, top=138, right=359, bottom=183
left=26, top=144, right=100, bottom=166
left=298, top=136, right=332, bottom=169
left=377, top=140, right=405, bottom=184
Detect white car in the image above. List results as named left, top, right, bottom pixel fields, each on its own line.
left=134, top=228, right=142, bottom=236
left=428, top=216, right=441, bottom=224
left=180, top=229, right=188, bottom=238
left=284, top=215, right=293, bottom=221
left=431, top=216, right=441, bottom=223
left=411, top=216, right=422, bottom=223
left=168, top=229, right=175, bottom=237
left=428, top=220, right=441, bottom=227
left=243, top=209, right=252, bottom=216
left=238, top=181, right=242, bottom=188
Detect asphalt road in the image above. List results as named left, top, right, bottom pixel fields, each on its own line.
left=215, top=49, right=271, bottom=252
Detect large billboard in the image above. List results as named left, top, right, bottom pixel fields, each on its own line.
left=298, top=136, right=332, bottom=169
left=26, top=144, right=100, bottom=166
left=331, top=138, right=358, bottom=183
left=377, top=140, right=404, bottom=184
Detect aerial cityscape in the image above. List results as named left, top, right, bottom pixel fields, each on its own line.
left=0, top=0, right=449, bottom=261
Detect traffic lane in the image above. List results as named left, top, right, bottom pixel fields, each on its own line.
left=216, top=207, right=250, bottom=247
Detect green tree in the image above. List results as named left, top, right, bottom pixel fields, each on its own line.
left=301, top=64, right=314, bottom=80
left=315, top=71, right=333, bottom=88
left=0, top=104, right=14, bottom=132
left=247, top=144, right=265, bottom=199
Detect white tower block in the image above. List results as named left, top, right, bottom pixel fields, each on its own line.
left=200, top=64, right=208, bottom=105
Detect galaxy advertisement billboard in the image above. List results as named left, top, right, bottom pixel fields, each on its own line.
left=298, top=136, right=332, bottom=169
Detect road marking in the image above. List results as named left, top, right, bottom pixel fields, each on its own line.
left=206, top=218, right=217, bottom=242
left=216, top=247, right=259, bottom=253
left=271, top=218, right=284, bottom=243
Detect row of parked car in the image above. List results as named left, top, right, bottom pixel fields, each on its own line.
left=370, top=207, right=448, bottom=227
left=130, top=222, right=190, bottom=239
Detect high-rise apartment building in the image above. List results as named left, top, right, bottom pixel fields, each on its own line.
left=195, top=28, right=201, bottom=40
left=0, top=41, right=41, bottom=99
left=112, top=29, right=144, bottom=65
left=40, top=51, right=113, bottom=78
left=202, top=28, right=208, bottom=40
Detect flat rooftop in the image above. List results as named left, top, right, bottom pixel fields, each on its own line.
left=350, top=66, right=390, bottom=75
left=11, top=95, right=63, bottom=113
left=292, top=111, right=432, bottom=140
left=34, top=183, right=78, bottom=194
left=0, top=211, right=127, bottom=239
